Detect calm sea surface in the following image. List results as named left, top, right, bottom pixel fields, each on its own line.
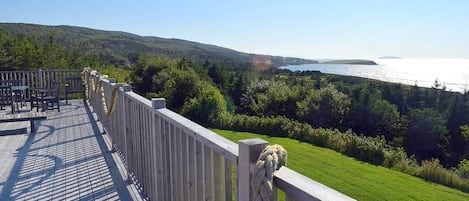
left=281, top=58, right=469, bottom=93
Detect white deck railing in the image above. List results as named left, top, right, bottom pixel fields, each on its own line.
left=86, top=70, right=356, bottom=201
left=0, top=69, right=81, bottom=99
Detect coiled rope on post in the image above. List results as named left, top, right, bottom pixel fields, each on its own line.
left=82, top=68, right=125, bottom=117
left=251, top=144, right=287, bottom=201
left=105, top=83, right=125, bottom=117
left=81, top=67, right=91, bottom=100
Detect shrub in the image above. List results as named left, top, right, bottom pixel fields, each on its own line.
left=383, top=147, right=418, bottom=174
left=418, top=159, right=469, bottom=192
left=457, top=159, right=469, bottom=179
left=217, top=113, right=387, bottom=165
left=181, top=84, right=227, bottom=126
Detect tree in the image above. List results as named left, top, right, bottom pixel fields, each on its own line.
left=230, top=72, right=250, bottom=107
left=297, top=84, right=351, bottom=128
left=241, top=80, right=299, bottom=118
left=461, top=125, right=469, bottom=141
left=161, top=71, right=202, bottom=110
left=457, top=159, right=469, bottom=179
left=369, top=99, right=405, bottom=143
left=181, top=83, right=227, bottom=126
left=405, top=108, right=450, bottom=162
left=408, top=84, right=422, bottom=108
left=130, top=55, right=174, bottom=95
left=208, top=63, right=227, bottom=90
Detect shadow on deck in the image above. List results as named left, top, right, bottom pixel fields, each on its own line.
left=0, top=100, right=137, bottom=200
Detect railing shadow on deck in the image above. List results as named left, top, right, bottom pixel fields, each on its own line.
left=0, top=123, right=57, bottom=200
left=83, top=99, right=134, bottom=200
left=0, top=126, right=36, bottom=200
left=86, top=69, right=357, bottom=201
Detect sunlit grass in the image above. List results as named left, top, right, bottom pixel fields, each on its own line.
left=212, top=129, right=469, bottom=201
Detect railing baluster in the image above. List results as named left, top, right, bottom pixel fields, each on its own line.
left=182, top=129, right=189, bottom=201
left=224, top=158, right=233, bottom=201
left=204, top=145, right=212, bottom=200
left=188, top=134, right=196, bottom=200
left=213, top=151, right=222, bottom=201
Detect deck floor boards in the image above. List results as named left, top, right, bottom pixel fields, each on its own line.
left=0, top=101, right=133, bottom=200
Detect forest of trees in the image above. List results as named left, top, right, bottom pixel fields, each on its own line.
left=1, top=30, right=468, bottom=192
left=129, top=55, right=469, bottom=191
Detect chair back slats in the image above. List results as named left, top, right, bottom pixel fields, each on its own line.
left=1, top=79, right=22, bottom=86
left=50, top=80, right=60, bottom=98
left=0, top=85, right=14, bottom=113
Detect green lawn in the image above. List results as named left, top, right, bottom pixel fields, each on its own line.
left=211, top=129, right=469, bottom=201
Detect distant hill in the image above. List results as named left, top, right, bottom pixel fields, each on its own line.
left=322, top=59, right=377, bottom=65
left=0, top=23, right=317, bottom=69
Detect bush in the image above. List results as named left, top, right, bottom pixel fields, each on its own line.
left=418, top=159, right=469, bottom=192
left=217, top=113, right=387, bottom=165
left=181, top=84, right=227, bottom=126
left=383, top=148, right=418, bottom=174
left=457, top=159, right=469, bottom=179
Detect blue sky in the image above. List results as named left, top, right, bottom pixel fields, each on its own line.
left=1, top=0, right=468, bottom=59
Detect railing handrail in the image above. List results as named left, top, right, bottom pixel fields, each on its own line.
left=0, top=69, right=81, bottom=73
left=274, top=167, right=354, bottom=201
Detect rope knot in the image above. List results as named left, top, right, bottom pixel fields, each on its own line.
left=251, top=144, right=287, bottom=201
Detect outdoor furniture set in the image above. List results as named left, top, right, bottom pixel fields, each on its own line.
left=0, top=76, right=84, bottom=132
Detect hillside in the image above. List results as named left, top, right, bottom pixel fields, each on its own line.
left=212, top=129, right=469, bottom=201
left=0, top=23, right=317, bottom=69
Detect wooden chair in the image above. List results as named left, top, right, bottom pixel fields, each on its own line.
left=64, top=77, right=84, bottom=104
left=0, top=85, right=14, bottom=114
left=32, top=80, right=60, bottom=112
left=2, top=79, right=24, bottom=109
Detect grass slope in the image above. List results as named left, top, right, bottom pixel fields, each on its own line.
left=211, top=129, right=469, bottom=201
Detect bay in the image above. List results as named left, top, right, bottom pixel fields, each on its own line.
left=281, top=58, right=469, bottom=93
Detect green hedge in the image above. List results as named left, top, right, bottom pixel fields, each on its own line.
left=217, top=113, right=386, bottom=165
left=215, top=113, right=469, bottom=192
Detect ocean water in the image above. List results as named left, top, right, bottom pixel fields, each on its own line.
left=282, top=58, right=469, bottom=93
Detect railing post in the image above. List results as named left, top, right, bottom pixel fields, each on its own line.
left=238, top=138, right=268, bottom=201
left=122, top=84, right=132, bottom=93
left=38, top=69, right=43, bottom=88
left=152, top=98, right=166, bottom=109
left=120, top=84, right=132, bottom=183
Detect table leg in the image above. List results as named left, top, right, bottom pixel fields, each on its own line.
left=12, top=92, right=17, bottom=113
left=41, top=100, right=46, bottom=112
left=30, top=120, right=35, bottom=132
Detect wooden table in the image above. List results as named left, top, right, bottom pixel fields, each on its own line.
left=0, top=111, right=46, bottom=132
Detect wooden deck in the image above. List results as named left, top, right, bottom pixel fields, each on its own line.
left=0, top=100, right=138, bottom=200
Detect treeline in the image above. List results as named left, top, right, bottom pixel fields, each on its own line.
left=222, top=68, right=469, bottom=168
left=0, top=29, right=110, bottom=70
